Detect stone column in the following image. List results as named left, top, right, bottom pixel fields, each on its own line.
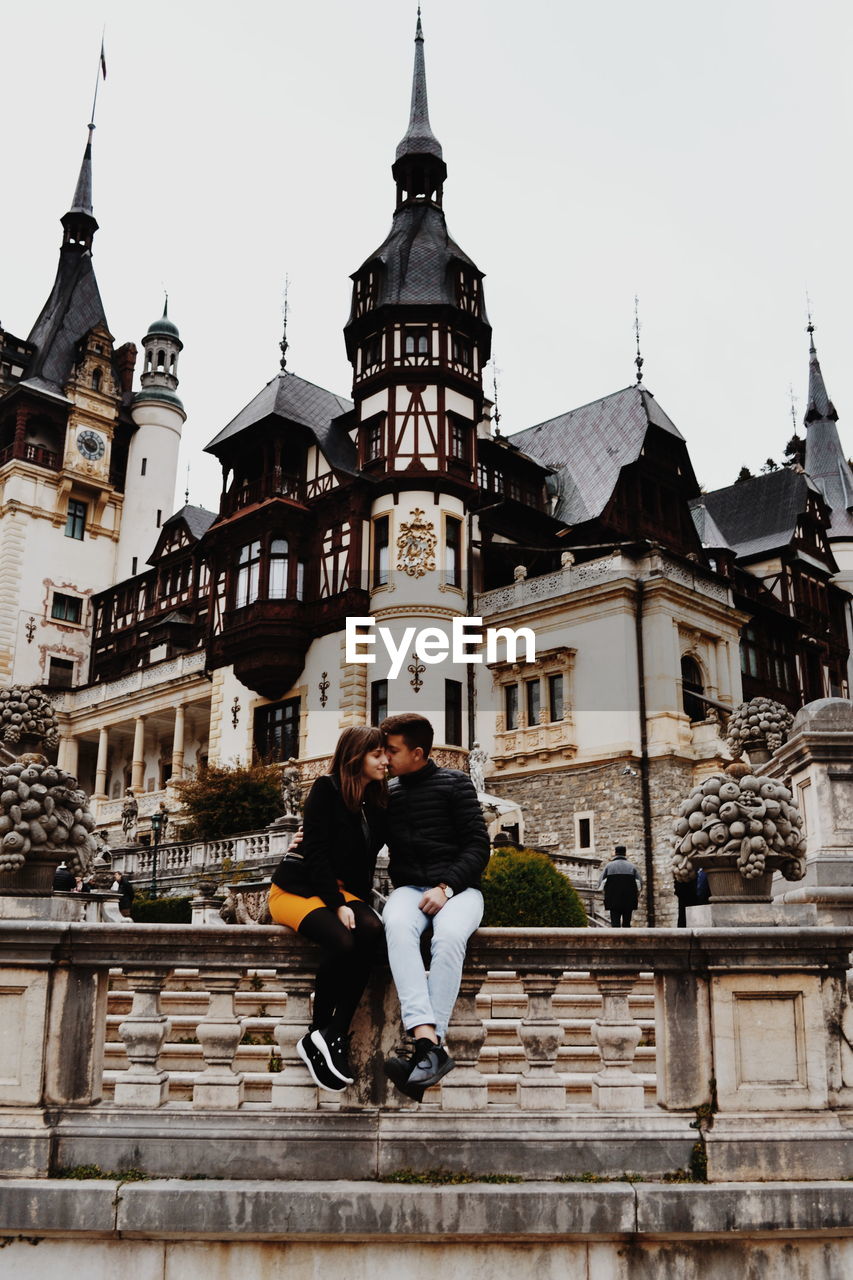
left=271, top=973, right=318, bottom=1110
left=63, top=735, right=79, bottom=779
left=516, top=972, right=566, bottom=1110
left=441, top=970, right=488, bottom=1111
left=114, top=969, right=171, bottom=1107
left=171, top=704, right=186, bottom=780
left=193, top=971, right=245, bottom=1108
left=590, top=972, right=644, bottom=1111
left=131, top=716, right=146, bottom=794
left=93, top=726, right=109, bottom=799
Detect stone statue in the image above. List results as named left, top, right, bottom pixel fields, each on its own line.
left=157, top=801, right=170, bottom=841
left=468, top=742, right=489, bottom=796
left=121, top=788, right=139, bottom=842
left=281, top=759, right=302, bottom=817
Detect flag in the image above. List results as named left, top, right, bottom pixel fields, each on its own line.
left=100, top=38, right=107, bottom=80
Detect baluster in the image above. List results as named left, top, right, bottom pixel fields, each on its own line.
left=270, top=973, right=318, bottom=1110
left=517, top=972, right=566, bottom=1110
left=441, top=969, right=488, bottom=1110
left=590, top=971, right=644, bottom=1111
left=114, top=968, right=172, bottom=1107
left=193, top=970, right=245, bottom=1108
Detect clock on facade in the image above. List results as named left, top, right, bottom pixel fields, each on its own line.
left=76, top=429, right=106, bottom=461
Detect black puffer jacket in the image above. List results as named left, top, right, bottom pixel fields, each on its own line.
left=386, top=760, right=490, bottom=893
left=271, top=774, right=387, bottom=909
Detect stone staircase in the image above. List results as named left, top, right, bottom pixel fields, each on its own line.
left=103, top=968, right=657, bottom=1104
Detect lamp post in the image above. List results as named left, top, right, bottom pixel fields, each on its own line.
left=150, top=808, right=164, bottom=899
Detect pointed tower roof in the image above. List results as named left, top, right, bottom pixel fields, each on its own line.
left=68, top=124, right=95, bottom=217
left=803, top=323, right=853, bottom=540
left=23, top=126, right=109, bottom=396
left=395, top=11, right=443, bottom=164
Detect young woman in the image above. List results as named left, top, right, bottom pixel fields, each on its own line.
left=268, top=726, right=388, bottom=1092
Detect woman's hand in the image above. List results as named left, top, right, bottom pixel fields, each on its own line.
left=337, top=904, right=356, bottom=930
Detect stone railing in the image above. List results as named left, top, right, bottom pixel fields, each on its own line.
left=53, top=650, right=207, bottom=712
left=2, top=921, right=852, bottom=1183
left=476, top=549, right=730, bottom=618
left=111, top=828, right=277, bottom=882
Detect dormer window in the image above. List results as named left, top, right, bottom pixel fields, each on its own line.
left=403, top=327, right=430, bottom=360
left=363, top=334, right=382, bottom=371
left=452, top=335, right=471, bottom=369
left=366, top=420, right=383, bottom=462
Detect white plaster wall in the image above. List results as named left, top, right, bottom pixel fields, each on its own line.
left=117, top=401, right=184, bottom=580
left=3, top=492, right=117, bottom=687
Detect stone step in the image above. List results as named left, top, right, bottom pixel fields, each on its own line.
left=100, top=1068, right=657, bottom=1105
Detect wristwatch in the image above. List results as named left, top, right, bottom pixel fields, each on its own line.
left=438, top=883, right=454, bottom=898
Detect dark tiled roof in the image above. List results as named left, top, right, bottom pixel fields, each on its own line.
left=25, top=250, right=109, bottom=393
left=351, top=204, right=484, bottom=316
left=205, top=372, right=356, bottom=473
left=689, top=468, right=811, bottom=559
left=508, top=385, right=684, bottom=524
left=164, top=504, right=217, bottom=541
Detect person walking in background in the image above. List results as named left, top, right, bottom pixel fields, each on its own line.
left=52, top=861, right=76, bottom=892
left=267, top=726, right=388, bottom=1094
left=598, top=845, right=643, bottom=927
left=379, top=712, right=490, bottom=1101
left=111, top=870, right=135, bottom=918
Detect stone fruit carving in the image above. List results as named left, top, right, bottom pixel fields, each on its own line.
left=725, top=697, right=794, bottom=760
left=0, top=687, right=60, bottom=750
left=672, top=769, right=806, bottom=884
left=0, top=757, right=98, bottom=876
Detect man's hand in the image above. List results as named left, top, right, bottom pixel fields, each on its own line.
left=288, top=826, right=304, bottom=850
left=419, top=886, right=448, bottom=916
left=337, top=904, right=355, bottom=930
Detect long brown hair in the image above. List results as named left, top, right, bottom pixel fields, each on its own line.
left=328, top=726, right=388, bottom=813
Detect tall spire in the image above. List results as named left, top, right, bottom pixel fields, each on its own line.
left=61, top=126, right=99, bottom=252
left=802, top=318, right=853, bottom=536
left=392, top=10, right=447, bottom=207
left=805, top=317, right=837, bottom=423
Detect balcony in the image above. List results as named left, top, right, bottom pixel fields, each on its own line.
left=219, top=470, right=305, bottom=518
left=0, top=440, right=60, bottom=470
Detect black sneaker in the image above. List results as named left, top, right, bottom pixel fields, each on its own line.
left=297, top=1032, right=346, bottom=1092
left=311, top=1027, right=354, bottom=1084
left=407, top=1041, right=454, bottom=1090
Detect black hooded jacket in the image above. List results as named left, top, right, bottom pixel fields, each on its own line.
left=386, top=760, right=490, bottom=893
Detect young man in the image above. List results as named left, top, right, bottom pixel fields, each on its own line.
left=597, top=845, right=643, bottom=927
left=380, top=712, right=490, bottom=1100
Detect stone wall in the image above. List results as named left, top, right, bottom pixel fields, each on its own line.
left=488, top=754, right=695, bottom=926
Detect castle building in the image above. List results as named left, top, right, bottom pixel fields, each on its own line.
left=1, top=18, right=850, bottom=924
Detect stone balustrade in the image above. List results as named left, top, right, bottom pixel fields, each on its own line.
left=1, top=920, right=852, bottom=1183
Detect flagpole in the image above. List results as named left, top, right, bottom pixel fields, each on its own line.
left=89, top=28, right=106, bottom=129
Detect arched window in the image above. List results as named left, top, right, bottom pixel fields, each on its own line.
left=169, top=353, right=176, bottom=375
left=156, top=349, right=166, bottom=372
left=91, top=367, right=102, bottom=392
left=681, top=655, right=705, bottom=722
left=269, top=539, right=289, bottom=598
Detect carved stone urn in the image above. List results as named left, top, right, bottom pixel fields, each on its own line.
left=0, top=687, right=98, bottom=897
left=671, top=762, right=806, bottom=902
left=725, top=697, right=794, bottom=767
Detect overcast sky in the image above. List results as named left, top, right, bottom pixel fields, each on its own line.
left=3, top=1, right=852, bottom=514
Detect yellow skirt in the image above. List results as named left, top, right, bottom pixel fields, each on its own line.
left=268, top=883, right=362, bottom=931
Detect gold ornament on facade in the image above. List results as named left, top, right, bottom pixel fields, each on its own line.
left=396, top=509, right=436, bottom=578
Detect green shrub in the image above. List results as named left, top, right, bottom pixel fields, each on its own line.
left=482, top=847, right=587, bottom=927
left=171, top=761, right=283, bottom=840
left=131, top=894, right=192, bottom=924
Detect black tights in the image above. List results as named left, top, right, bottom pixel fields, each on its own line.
left=298, top=901, right=385, bottom=1035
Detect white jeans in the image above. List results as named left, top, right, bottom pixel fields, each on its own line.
left=382, top=885, right=484, bottom=1041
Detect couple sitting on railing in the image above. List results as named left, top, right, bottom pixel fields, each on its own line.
left=267, top=713, right=490, bottom=1102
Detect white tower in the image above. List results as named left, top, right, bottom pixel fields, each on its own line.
left=117, top=303, right=186, bottom=579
